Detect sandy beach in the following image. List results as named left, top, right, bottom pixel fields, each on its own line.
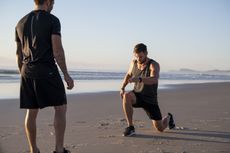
left=0, top=82, right=230, bottom=153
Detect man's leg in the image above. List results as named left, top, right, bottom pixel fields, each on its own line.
left=122, top=92, right=136, bottom=126
left=152, top=115, right=170, bottom=132
left=25, top=109, right=39, bottom=153
left=54, top=104, right=67, bottom=153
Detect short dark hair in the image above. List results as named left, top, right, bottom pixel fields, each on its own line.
left=34, top=0, right=46, bottom=5
left=133, top=43, right=147, bottom=53
left=34, top=0, right=53, bottom=5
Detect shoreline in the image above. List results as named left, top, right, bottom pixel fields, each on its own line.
left=0, top=81, right=230, bottom=101
left=0, top=82, right=230, bottom=153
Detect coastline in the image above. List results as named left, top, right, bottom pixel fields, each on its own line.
left=0, top=82, right=230, bottom=153
left=1, top=80, right=230, bottom=100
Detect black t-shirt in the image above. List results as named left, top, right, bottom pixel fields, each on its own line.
left=15, top=10, right=61, bottom=78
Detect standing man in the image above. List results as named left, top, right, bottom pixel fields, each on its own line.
left=15, top=0, right=74, bottom=153
left=120, top=43, right=175, bottom=136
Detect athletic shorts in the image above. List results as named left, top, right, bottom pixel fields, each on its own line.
left=20, top=74, right=67, bottom=109
left=132, top=92, right=162, bottom=120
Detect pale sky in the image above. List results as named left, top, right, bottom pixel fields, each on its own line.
left=0, top=0, right=230, bottom=71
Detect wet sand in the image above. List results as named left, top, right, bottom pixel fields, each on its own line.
left=0, top=82, right=230, bottom=153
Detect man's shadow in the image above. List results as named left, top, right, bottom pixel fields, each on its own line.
left=132, top=128, right=230, bottom=144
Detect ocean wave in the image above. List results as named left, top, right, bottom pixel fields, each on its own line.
left=1, top=69, right=230, bottom=82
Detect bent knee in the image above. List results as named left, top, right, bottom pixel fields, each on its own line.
left=156, top=126, right=164, bottom=132
left=123, top=93, right=130, bottom=100
left=123, top=93, right=133, bottom=102
left=154, top=123, right=164, bottom=132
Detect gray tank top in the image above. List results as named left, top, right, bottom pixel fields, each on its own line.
left=131, top=59, right=159, bottom=104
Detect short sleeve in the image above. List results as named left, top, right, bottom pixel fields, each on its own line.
left=51, top=16, right=61, bottom=36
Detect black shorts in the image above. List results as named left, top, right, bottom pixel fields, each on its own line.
left=132, top=92, right=162, bottom=120
left=20, top=74, right=67, bottom=109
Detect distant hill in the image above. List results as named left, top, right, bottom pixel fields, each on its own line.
left=205, top=69, right=230, bottom=74
left=179, top=68, right=198, bottom=73
left=169, top=68, right=230, bottom=75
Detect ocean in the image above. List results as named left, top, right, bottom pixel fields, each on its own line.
left=1, top=69, right=230, bottom=99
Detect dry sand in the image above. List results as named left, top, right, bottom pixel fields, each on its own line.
left=0, top=82, right=230, bottom=153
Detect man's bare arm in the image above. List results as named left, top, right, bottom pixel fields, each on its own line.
left=52, top=35, right=74, bottom=89
left=16, top=41, right=23, bottom=73
left=120, top=60, right=134, bottom=90
left=121, top=73, right=132, bottom=90
left=52, top=35, right=68, bottom=75
left=142, top=63, right=159, bottom=85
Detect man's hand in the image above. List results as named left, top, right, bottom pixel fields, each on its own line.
left=64, top=74, right=74, bottom=90
left=128, top=77, right=140, bottom=83
left=120, top=89, right=125, bottom=99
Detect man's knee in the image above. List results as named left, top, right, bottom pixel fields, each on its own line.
left=155, top=126, right=164, bottom=132
left=123, top=93, right=133, bottom=105
left=54, top=104, right=67, bottom=113
left=26, top=109, right=39, bottom=118
left=153, top=121, right=164, bottom=132
left=123, top=92, right=129, bottom=99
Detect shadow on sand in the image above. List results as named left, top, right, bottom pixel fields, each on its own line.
left=0, top=145, right=4, bottom=153
left=132, top=129, right=230, bottom=144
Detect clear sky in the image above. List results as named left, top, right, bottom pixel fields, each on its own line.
left=0, top=0, right=230, bottom=72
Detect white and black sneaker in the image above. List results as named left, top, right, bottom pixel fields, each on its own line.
left=123, top=126, right=135, bottom=137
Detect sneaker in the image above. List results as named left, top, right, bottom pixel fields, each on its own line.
left=168, top=113, right=175, bottom=129
left=53, top=148, right=71, bottom=153
left=123, top=126, right=135, bottom=136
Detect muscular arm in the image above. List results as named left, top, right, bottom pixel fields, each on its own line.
left=120, top=60, right=134, bottom=90
left=141, top=63, right=159, bottom=85
left=121, top=73, right=132, bottom=90
left=120, top=60, right=134, bottom=98
left=16, top=41, right=23, bottom=73
left=52, top=35, right=68, bottom=75
left=52, top=34, right=74, bottom=89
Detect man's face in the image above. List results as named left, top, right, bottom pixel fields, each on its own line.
left=134, top=52, right=147, bottom=64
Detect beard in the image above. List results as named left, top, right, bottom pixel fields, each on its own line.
left=138, top=57, right=147, bottom=64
